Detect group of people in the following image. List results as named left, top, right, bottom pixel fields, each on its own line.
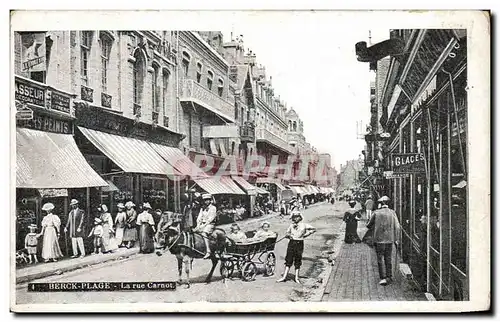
left=23, top=199, right=161, bottom=264
left=342, top=195, right=401, bottom=286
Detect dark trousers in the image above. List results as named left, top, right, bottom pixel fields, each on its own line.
left=285, top=240, right=304, bottom=269
left=375, top=243, right=393, bottom=279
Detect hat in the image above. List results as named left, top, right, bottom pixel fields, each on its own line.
left=70, top=199, right=79, bottom=206
left=125, top=201, right=135, bottom=208
left=143, top=202, right=152, bottom=210
left=230, top=223, right=240, bottom=230
left=378, top=196, right=390, bottom=202
left=348, top=200, right=357, bottom=207
left=41, top=203, right=55, bottom=212
left=291, top=211, right=303, bottom=221
left=28, top=224, right=37, bottom=230
left=117, top=203, right=125, bottom=209
left=261, top=221, right=271, bottom=228
left=99, top=204, right=108, bottom=212
left=94, top=217, right=102, bottom=224
left=202, top=193, right=212, bottom=200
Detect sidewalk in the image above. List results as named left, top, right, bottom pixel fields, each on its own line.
left=322, top=227, right=427, bottom=302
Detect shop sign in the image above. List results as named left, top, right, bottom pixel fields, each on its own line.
left=384, top=171, right=410, bottom=179
left=50, top=90, right=71, bottom=114
left=17, top=113, right=72, bottom=134
left=38, top=188, right=68, bottom=198
left=15, top=78, right=45, bottom=106
left=391, top=153, right=425, bottom=174
left=16, top=102, right=34, bottom=120
left=20, top=32, right=46, bottom=73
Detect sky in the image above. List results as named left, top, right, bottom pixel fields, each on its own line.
left=217, top=15, right=389, bottom=170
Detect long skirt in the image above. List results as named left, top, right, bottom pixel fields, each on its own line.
left=138, top=223, right=155, bottom=254
left=362, top=227, right=374, bottom=247
left=122, top=225, right=138, bottom=242
left=41, top=227, right=63, bottom=260
left=344, top=221, right=361, bottom=244
left=115, top=227, right=125, bottom=245
left=101, top=223, right=118, bottom=253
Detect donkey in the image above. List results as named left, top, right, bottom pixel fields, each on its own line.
left=154, top=220, right=230, bottom=288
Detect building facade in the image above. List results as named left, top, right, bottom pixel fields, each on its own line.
left=357, top=29, right=468, bottom=300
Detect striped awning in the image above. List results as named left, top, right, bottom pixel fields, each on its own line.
left=308, top=185, right=320, bottom=194
left=255, top=186, right=270, bottom=195
left=149, top=142, right=207, bottom=179
left=289, top=186, right=306, bottom=195
left=78, top=127, right=175, bottom=175
left=231, top=176, right=257, bottom=195
left=256, top=177, right=286, bottom=190
left=16, top=128, right=108, bottom=189
left=194, top=176, right=245, bottom=195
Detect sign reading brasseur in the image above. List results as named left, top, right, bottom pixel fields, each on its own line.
left=390, top=153, right=425, bottom=174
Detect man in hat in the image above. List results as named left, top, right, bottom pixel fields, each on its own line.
left=193, top=193, right=217, bottom=259
left=64, top=199, right=86, bottom=258
left=367, top=196, right=401, bottom=286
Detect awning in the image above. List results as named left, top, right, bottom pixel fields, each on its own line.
left=289, top=186, right=306, bottom=195
left=16, top=128, right=108, bottom=189
left=102, top=180, right=120, bottom=192
left=149, top=142, right=207, bottom=179
left=78, top=127, right=175, bottom=176
left=308, top=185, right=320, bottom=194
left=231, top=176, right=257, bottom=195
left=194, top=177, right=245, bottom=195
left=255, top=177, right=286, bottom=190
left=256, top=186, right=270, bottom=195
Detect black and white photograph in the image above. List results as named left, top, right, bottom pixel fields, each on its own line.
left=9, top=10, right=490, bottom=313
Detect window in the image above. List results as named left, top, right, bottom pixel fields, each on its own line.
left=196, top=62, right=202, bottom=83
left=207, top=71, right=214, bottom=90
left=162, top=70, right=170, bottom=116
left=217, top=78, right=224, bottom=97
left=133, top=50, right=145, bottom=110
left=80, top=31, right=93, bottom=85
left=100, top=34, right=112, bottom=92
left=182, top=51, right=190, bottom=77
left=152, top=65, right=159, bottom=110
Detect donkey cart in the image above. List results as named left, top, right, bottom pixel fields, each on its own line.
left=220, top=235, right=278, bottom=282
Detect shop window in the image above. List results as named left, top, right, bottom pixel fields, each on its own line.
left=142, top=177, right=167, bottom=213
left=80, top=31, right=93, bottom=86
left=100, top=33, right=112, bottom=93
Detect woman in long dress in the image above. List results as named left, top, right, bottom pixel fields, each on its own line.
left=137, top=203, right=156, bottom=254
left=37, top=203, right=64, bottom=262
left=98, top=204, right=118, bottom=253
left=114, top=203, right=127, bottom=247
left=343, top=200, right=362, bottom=244
left=122, top=201, right=138, bottom=248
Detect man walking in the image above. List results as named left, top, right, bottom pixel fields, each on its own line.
left=365, top=196, right=374, bottom=221
left=64, top=199, right=86, bottom=258
left=367, top=196, right=401, bottom=286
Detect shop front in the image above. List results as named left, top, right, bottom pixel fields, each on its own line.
left=15, top=76, right=108, bottom=255
left=74, top=102, right=193, bottom=215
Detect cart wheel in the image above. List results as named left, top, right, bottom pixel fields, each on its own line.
left=264, top=252, right=277, bottom=276
left=241, top=262, right=257, bottom=281
left=220, top=260, right=234, bottom=278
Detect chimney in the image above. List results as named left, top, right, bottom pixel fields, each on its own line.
left=244, top=49, right=257, bottom=66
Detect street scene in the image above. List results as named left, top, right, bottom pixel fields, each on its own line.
left=11, top=10, right=484, bottom=312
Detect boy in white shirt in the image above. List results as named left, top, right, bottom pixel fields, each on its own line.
left=277, top=211, right=316, bottom=284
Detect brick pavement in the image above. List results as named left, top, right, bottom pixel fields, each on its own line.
left=322, top=227, right=427, bottom=302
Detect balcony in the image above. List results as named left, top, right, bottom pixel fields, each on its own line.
left=256, top=128, right=294, bottom=154
left=239, top=122, right=255, bottom=142
left=180, top=79, right=235, bottom=122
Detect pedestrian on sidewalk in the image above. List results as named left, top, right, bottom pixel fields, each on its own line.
left=114, top=203, right=126, bottom=247
left=122, top=201, right=138, bottom=249
left=99, top=204, right=118, bottom=253
left=343, top=200, right=362, bottom=244
left=277, top=211, right=316, bottom=284
left=64, top=199, right=86, bottom=258
left=137, top=203, right=156, bottom=254
left=38, top=203, right=63, bottom=263
left=24, top=224, right=39, bottom=264
left=88, top=217, right=104, bottom=254
left=365, top=196, right=374, bottom=222
left=367, top=196, right=401, bottom=286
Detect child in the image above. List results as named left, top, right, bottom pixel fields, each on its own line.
left=228, top=223, right=248, bottom=243
left=24, top=224, right=39, bottom=264
left=251, top=222, right=277, bottom=242
left=277, top=211, right=316, bottom=284
left=88, top=218, right=104, bottom=254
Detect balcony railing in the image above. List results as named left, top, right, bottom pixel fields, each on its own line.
left=180, top=79, right=234, bottom=122
left=256, top=128, right=294, bottom=154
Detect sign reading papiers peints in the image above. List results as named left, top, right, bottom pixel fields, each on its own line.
left=390, top=153, right=426, bottom=174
